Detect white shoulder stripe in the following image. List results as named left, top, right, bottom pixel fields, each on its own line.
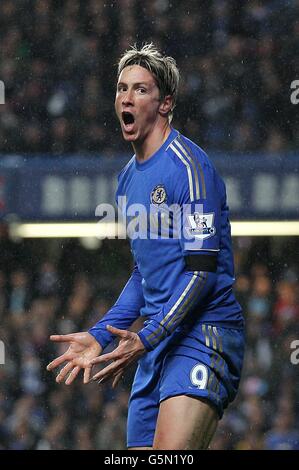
left=166, top=133, right=179, bottom=151
left=185, top=248, right=220, bottom=252
left=169, top=143, right=195, bottom=202
left=173, top=139, right=200, bottom=200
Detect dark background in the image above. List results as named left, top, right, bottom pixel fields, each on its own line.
left=0, top=0, right=298, bottom=450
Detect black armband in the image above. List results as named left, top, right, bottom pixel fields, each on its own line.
left=184, top=254, right=218, bottom=273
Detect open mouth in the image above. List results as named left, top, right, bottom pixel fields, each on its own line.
left=122, top=111, right=135, bottom=126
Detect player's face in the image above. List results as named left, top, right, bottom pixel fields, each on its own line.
left=115, top=65, right=161, bottom=143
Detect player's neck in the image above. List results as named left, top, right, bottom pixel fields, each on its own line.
left=133, top=122, right=172, bottom=162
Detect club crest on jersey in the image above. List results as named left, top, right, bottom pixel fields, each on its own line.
left=187, top=212, right=216, bottom=240
left=151, top=184, right=167, bottom=205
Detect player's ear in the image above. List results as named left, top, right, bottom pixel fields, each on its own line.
left=159, top=95, right=173, bottom=118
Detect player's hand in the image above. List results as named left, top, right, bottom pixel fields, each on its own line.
left=90, top=325, right=146, bottom=388
left=47, top=331, right=102, bottom=385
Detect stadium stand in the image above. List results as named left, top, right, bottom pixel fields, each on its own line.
left=0, top=0, right=298, bottom=450
left=0, top=0, right=298, bottom=156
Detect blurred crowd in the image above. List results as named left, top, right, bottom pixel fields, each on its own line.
left=0, top=231, right=298, bottom=450
left=0, top=0, right=299, bottom=156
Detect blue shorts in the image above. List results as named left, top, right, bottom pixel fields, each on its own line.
left=127, top=322, right=245, bottom=448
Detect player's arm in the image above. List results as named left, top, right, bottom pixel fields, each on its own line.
left=138, top=159, right=223, bottom=351
left=137, top=269, right=217, bottom=350
left=88, top=263, right=145, bottom=349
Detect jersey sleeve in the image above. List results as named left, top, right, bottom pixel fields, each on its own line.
left=137, top=269, right=217, bottom=350
left=88, top=264, right=144, bottom=349
left=137, top=145, right=223, bottom=351
left=180, top=164, right=222, bottom=256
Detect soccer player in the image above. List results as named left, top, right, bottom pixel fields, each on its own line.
left=47, top=44, right=245, bottom=450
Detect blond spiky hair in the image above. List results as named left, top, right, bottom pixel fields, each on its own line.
left=117, top=43, right=180, bottom=122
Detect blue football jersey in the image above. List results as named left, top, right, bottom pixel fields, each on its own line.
left=89, top=128, right=243, bottom=351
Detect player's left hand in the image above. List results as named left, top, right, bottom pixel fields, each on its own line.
left=89, top=325, right=146, bottom=388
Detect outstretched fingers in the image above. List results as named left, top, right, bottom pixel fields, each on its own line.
left=47, top=352, right=70, bottom=371
left=65, top=366, right=80, bottom=385
left=92, top=359, right=121, bottom=383
left=83, top=366, right=92, bottom=384
left=112, top=372, right=123, bottom=389
left=56, top=361, right=74, bottom=383
left=106, top=325, right=129, bottom=339
left=90, top=351, right=118, bottom=365
left=50, top=334, right=77, bottom=342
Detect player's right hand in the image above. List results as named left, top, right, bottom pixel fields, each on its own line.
left=46, top=332, right=102, bottom=385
